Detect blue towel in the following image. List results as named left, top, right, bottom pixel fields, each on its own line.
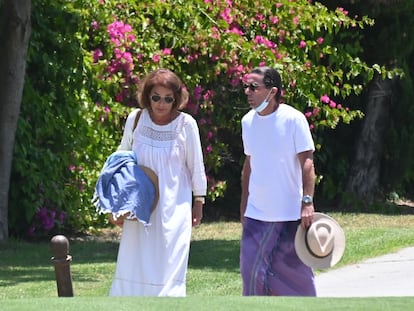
left=92, top=150, right=156, bottom=225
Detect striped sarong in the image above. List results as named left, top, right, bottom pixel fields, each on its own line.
left=240, top=218, right=316, bottom=296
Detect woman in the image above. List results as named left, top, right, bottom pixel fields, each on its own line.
left=109, top=69, right=207, bottom=297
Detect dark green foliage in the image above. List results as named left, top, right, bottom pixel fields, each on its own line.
left=318, top=0, right=414, bottom=202
left=9, top=0, right=98, bottom=238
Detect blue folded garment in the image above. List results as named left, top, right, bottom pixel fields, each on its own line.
left=92, top=150, right=156, bottom=225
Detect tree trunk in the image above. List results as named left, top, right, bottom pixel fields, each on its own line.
left=0, top=0, right=31, bottom=242
left=346, top=74, right=395, bottom=203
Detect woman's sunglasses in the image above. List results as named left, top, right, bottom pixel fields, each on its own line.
left=150, top=95, right=175, bottom=104
left=243, top=82, right=265, bottom=92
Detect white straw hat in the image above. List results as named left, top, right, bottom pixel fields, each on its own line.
left=295, top=213, right=346, bottom=269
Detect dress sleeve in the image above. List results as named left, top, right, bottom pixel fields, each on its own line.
left=117, top=109, right=140, bottom=151
left=184, top=115, right=207, bottom=196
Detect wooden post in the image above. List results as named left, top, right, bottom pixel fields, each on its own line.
left=50, top=235, right=74, bottom=297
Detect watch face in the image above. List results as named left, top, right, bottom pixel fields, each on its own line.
left=303, top=195, right=313, bottom=204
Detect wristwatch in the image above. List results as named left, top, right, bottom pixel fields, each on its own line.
left=302, top=195, right=313, bottom=204
left=194, top=196, right=205, bottom=204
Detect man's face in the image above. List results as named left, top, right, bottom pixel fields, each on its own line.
left=244, top=73, right=270, bottom=110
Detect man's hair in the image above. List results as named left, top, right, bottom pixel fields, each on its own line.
left=251, top=66, right=282, bottom=101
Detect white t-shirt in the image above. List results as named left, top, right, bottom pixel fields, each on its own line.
left=241, top=104, right=315, bottom=222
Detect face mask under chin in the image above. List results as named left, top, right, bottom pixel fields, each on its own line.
left=254, top=99, right=270, bottom=113
left=254, top=89, right=273, bottom=113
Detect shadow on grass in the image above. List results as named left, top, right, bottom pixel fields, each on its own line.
left=0, top=236, right=241, bottom=288
left=189, top=239, right=240, bottom=271
left=0, top=239, right=119, bottom=287
left=317, top=198, right=414, bottom=216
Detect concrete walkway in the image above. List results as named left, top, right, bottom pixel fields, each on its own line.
left=315, top=247, right=414, bottom=297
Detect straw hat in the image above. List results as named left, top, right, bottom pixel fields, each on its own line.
left=295, top=213, right=346, bottom=269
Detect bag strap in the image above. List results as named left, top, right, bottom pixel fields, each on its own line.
left=133, top=109, right=142, bottom=131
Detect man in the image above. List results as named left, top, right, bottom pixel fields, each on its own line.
left=240, top=66, right=316, bottom=296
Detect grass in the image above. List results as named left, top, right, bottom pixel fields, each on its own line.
left=1, top=212, right=414, bottom=310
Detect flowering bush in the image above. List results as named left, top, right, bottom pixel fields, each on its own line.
left=80, top=0, right=391, bottom=201
left=27, top=207, right=66, bottom=239
left=10, top=0, right=398, bottom=237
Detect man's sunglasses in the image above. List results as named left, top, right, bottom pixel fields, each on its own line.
left=243, top=82, right=265, bottom=92
left=150, top=95, right=175, bottom=104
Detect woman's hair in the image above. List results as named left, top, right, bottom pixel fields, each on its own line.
left=251, top=66, right=282, bottom=102
left=137, top=69, right=189, bottom=110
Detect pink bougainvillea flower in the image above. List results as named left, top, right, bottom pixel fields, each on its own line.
left=127, top=34, right=135, bottom=42
left=211, top=26, right=221, bottom=39
left=122, top=51, right=133, bottom=63
left=320, top=94, right=330, bottom=103
left=255, top=13, right=265, bottom=22
left=317, top=37, right=324, bottom=45
left=298, top=40, right=306, bottom=49
left=162, top=48, right=172, bottom=55
left=293, top=16, right=300, bottom=26
left=206, top=145, right=213, bottom=154
left=115, top=92, right=123, bottom=102
left=220, top=8, right=232, bottom=24
left=93, top=49, right=103, bottom=63
left=91, top=21, right=99, bottom=31
left=338, top=7, right=349, bottom=16
left=194, top=86, right=203, bottom=101
left=270, top=16, right=279, bottom=24
left=152, top=54, right=160, bottom=63
left=227, top=23, right=244, bottom=35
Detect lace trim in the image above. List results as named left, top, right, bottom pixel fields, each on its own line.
left=141, top=125, right=176, bottom=141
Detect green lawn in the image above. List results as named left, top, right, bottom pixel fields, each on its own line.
left=1, top=213, right=414, bottom=310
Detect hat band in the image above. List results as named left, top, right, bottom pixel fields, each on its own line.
left=305, top=228, right=334, bottom=259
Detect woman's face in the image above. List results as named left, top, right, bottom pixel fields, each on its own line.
left=149, top=85, right=175, bottom=120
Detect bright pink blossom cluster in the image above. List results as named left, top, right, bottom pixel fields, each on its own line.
left=320, top=94, right=343, bottom=109
left=92, top=20, right=139, bottom=106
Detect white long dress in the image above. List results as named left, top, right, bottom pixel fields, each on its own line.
left=109, top=108, right=207, bottom=297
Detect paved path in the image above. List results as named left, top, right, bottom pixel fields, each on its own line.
left=315, top=247, right=414, bottom=297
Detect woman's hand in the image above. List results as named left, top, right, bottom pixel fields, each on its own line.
left=192, top=201, right=203, bottom=227
left=108, top=213, right=127, bottom=227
